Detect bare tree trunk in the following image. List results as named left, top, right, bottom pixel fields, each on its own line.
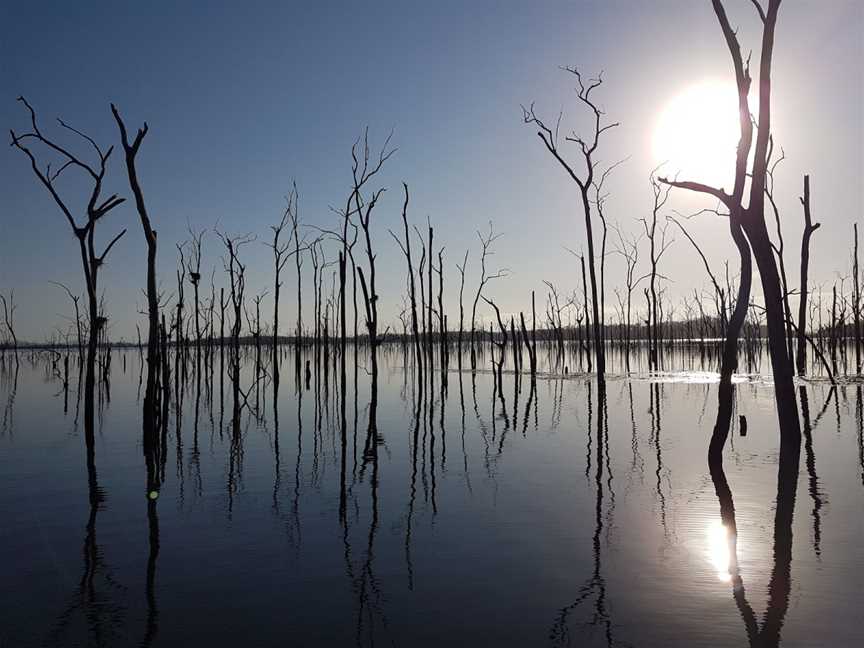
left=112, top=104, right=159, bottom=427
left=854, top=224, right=861, bottom=373
left=0, top=293, right=18, bottom=366
left=391, top=184, right=423, bottom=379
left=709, top=210, right=752, bottom=463
left=796, top=175, right=819, bottom=376
left=661, top=0, right=800, bottom=443
left=428, top=223, right=434, bottom=370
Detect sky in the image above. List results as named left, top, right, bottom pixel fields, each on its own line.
left=1, top=0, right=862, bottom=342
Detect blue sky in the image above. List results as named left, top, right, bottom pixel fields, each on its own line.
left=1, top=1, right=861, bottom=341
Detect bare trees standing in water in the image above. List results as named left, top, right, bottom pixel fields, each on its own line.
left=523, top=67, right=619, bottom=382
left=11, top=97, right=127, bottom=436
left=661, top=0, right=800, bottom=444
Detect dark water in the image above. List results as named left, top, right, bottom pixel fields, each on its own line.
left=1, top=345, right=862, bottom=647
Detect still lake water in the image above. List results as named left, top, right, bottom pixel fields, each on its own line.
left=1, top=345, right=862, bottom=647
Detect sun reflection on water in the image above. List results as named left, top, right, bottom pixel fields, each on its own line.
left=706, top=520, right=734, bottom=583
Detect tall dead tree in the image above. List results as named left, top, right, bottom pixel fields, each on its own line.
left=854, top=227, right=862, bottom=373
left=269, top=184, right=299, bottom=355
left=11, top=97, right=126, bottom=434
left=0, top=292, right=17, bottom=364
left=216, top=230, right=252, bottom=429
left=661, top=0, right=801, bottom=443
left=796, top=175, right=819, bottom=376
left=434, top=247, right=447, bottom=369
left=427, top=220, right=434, bottom=366
left=523, top=68, right=619, bottom=380
left=592, top=159, right=625, bottom=338
left=216, top=232, right=252, bottom=351
left=390, top=185, right=422, bottom=379
left=291, top=198, right=305, bottom=378
left=341, top=130, right=395, bottom=361
left=468, top=222, right=508, bottom=369
left=765, top=143, right=796, bottom=366
left=612, top=224, right=646, bottom=369
left=519, top=291, right=538, bottom=378
left=185, top=226, right=205, bottom=346
left=456, top=249, right=469, bottom=364
left=111, top=103, right=161, bottom=427
left=356, top=181, right=387, bottom=377
left=642, top=169, right=673, bottom=371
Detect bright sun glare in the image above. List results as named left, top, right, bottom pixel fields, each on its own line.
left=653, top=81, right=742, bottom=189
left=706, top=520, right=734, bottom=583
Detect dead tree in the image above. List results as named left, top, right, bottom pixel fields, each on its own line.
left=796, top=175, right=820, bottom=376
left=765, top=143, right=796, bottom=365
left=268, top=183, right=299, bottom=354
left=456, top=249, right=469, bottom=364
left=667, top=215, right=727, bottom=334
left=543, top=280, right=569, bottom=360
left=0, top=292, right=18, bottom=363
left=291, top=197, right=305, bottom=378
left=11, top=97, right=126, bottom=434
left=579, top=254, right=592, bottom=372
left=427, top=220, right=434, bottom=367
left=174, top=242, right=187, bottom=354
left=341, top=130, right=395, bottom=360
left=216, top=230, right=252, bottom=429
left=215, top=231, right=253, bottom=351
left=592, top=159, right=625, bottom=339
left=309, top=237, right=328, bottom=349
left=468, top=222, right=508, bottom=369
left=50, top=281, right=83, bottom=358
left=523, top=68, right=619, bottom=380
left=519, top=291, right=538, bottom=378
left=612, top=223, right=646, bottom=369
left=416, top=236, right=427, bottom=356
left=482, top=296, right=508, bottom=388
left=854, top=226, right=862, bottom=372
left=390, top=185, right=422, bottom=378
left=642, top=169, right=674, bottom=370
left=661, top=0, right=801, bottom=443
left=185, top=226, right=206, bottom=346
left=355, top=174, right=388, bottom=377
left=434, top=247, right=447, bottom=368
left=111, top=103, right=161, bottom=425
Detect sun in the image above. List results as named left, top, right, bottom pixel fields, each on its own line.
left=652, top=80, right=742, bottom=189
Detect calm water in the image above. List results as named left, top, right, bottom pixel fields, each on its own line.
left=1, top=345, right=862, bottom=647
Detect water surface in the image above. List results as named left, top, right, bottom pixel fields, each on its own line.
left=1, top=345, right=862, bottom=646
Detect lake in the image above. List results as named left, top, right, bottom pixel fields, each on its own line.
left=1, top=344, right=862, bottom=646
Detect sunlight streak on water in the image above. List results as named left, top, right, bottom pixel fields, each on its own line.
left=706, top=520, right=734, bottom=583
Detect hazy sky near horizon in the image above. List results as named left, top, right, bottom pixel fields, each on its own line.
left=1, top=1, right=861, bottom=341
